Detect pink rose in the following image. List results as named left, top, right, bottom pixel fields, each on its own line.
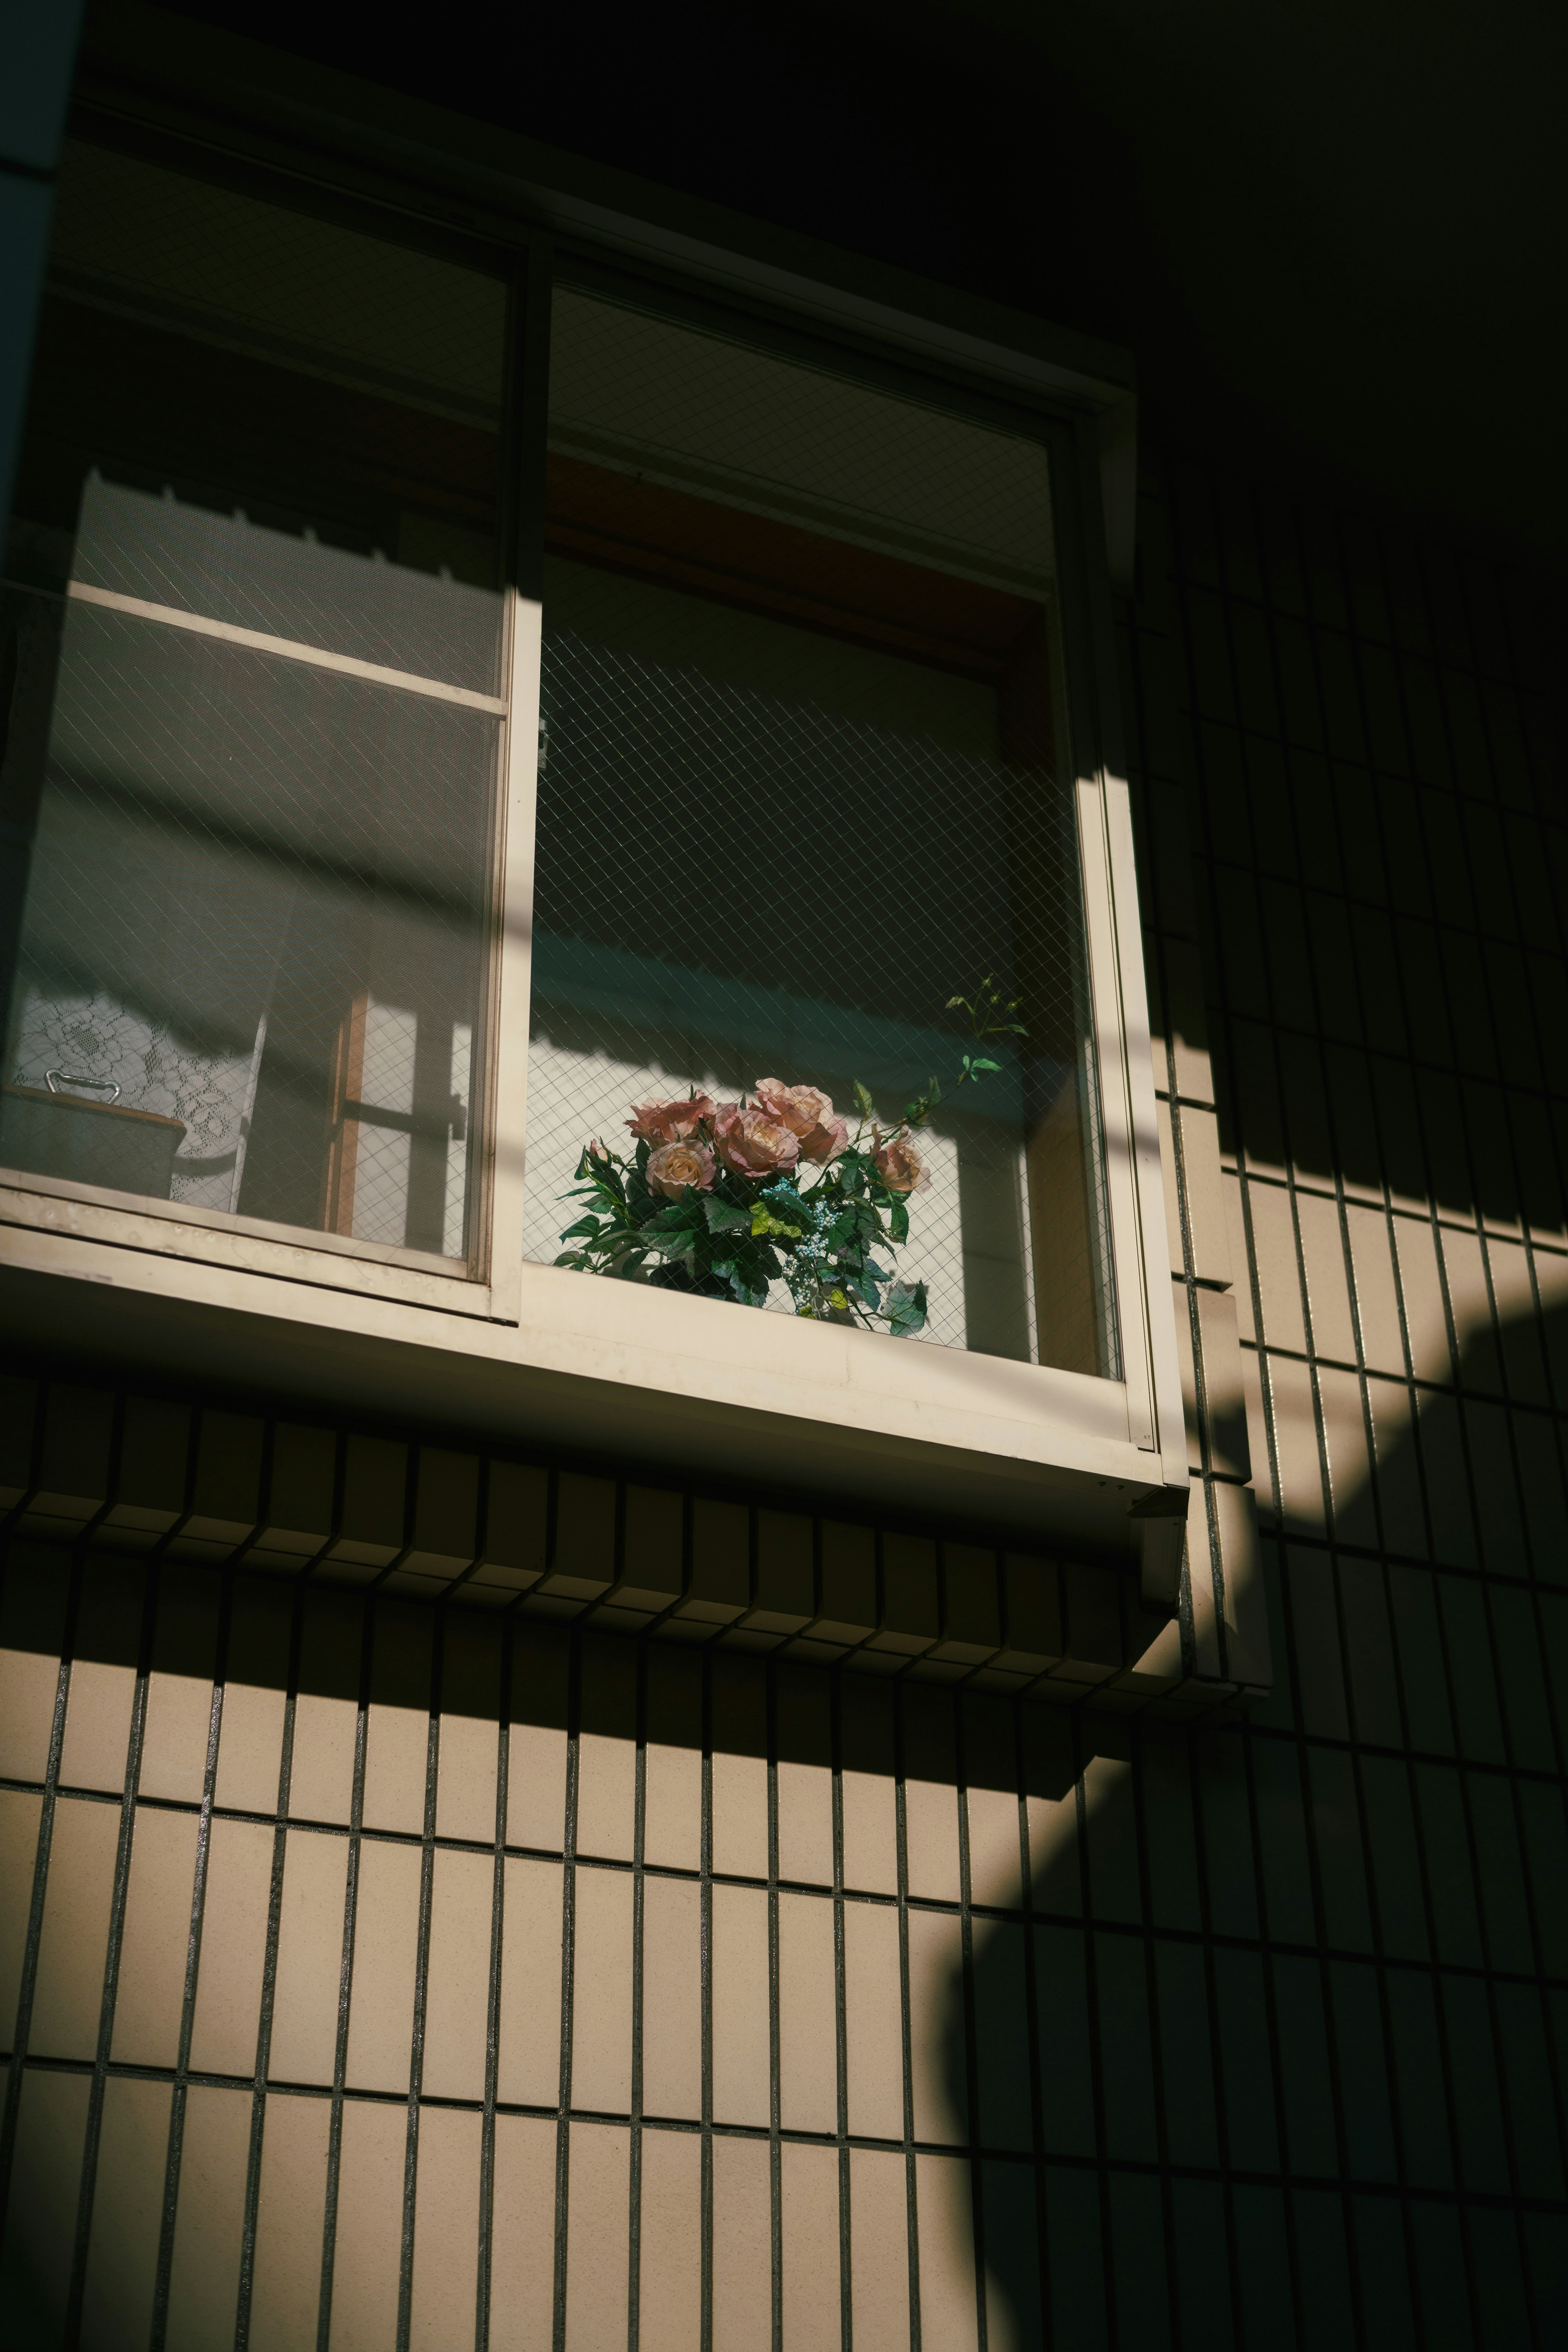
left=873, top=1127, right=928, bottom=1194
left=627, top=1092, right=715, bottom=1145
left=799, top=1112, right=849, bottom=1165
left=753, top=1078, right=846, bottom=1166
left=753, top=1078, right=834, bottom=1138
left=714, top=1102, right=800, bottom=1179
left=646, top=1140, right=716, bottom=1199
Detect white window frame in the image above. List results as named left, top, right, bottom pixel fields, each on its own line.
left=0, top=111, right=1186, bottom=1552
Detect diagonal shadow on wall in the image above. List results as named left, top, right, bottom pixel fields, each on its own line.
left=960, top=1281, right=1568, bottom=2350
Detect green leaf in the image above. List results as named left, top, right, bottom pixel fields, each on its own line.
left=886, top=1278, right=928, bottom=1338
left=888, top=1198, right=909, bottom=1244
left=853, top=1080, right=875, bottom=1118
left=752, top=1203, right=808, bottom=1240
left=703, top=1194, right=751, bottom=1234
left=711, top=1247, right=771, bottom=1307
left=645, top=1202, right=703, bottom=1236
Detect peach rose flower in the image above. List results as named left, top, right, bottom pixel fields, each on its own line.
left=753, top=1078, right=832, bottom=1136
left=799, top=1111, right=849, bottom=1164
left=872, top=1127, right=928, bottom=1193
left=626, top=1092, right=715, bottom=1145
left=646, top=1140, right=716, bottom=1199
left=754, top=1078, right=847, bottom=1167
left=714, top=1102, right=800, bottom=1178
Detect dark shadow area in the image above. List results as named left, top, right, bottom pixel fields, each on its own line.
left=961, top=1290, right=1568, bottom=2348
left=1123, top=446, right=1566, bottom=1246
left=1207, top=969, right=1568, bottom=1250
left=140, top=0, right=1568, bottom=578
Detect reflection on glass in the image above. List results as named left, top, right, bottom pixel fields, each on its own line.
left=0, top=143, right=508, bottom=1260
left=528, top=290, right=1118, bottom=1375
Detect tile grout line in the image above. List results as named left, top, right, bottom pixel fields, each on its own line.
left=234, top=1573, right=305, bottom=2352
left=829, top=1662, right=852, bottom=2352
left=766, top=1656, right=783, bottom=2352
left=892, top=1664, right=922, bottom=2352
left=395, top=1607, right=444, bottom=2352
left=952, top=1689, right=987, bottom=2352
left=627, top=1621, right=647, bottom=2352
left=551, top=1613, right=579, bottom=2352
left=0, top=1524, right=83, bottom=2254
left=475, top=1604, right=512, bottom=2352
left=698, top=1639, right=714, bottom=2352
left=314, top=1591, right=374, bottom=2352
left=131, top=1561, right=180, bottom=2352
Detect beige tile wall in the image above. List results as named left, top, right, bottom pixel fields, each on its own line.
left=0, top=1546, right=1204, bottom=2350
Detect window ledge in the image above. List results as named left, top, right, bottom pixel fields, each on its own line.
left=0, top=1170, right=488, bottom=1308
left=0, top=1183, right=1179, bottom=1552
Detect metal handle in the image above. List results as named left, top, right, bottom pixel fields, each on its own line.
left=45, top=1069, right=120, bottom=1105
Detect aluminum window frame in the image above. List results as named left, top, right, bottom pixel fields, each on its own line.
left=0, top=90, right=1187, bottom=1536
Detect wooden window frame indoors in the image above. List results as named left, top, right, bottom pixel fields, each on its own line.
left=0, top=56, right=1187, bottom=1554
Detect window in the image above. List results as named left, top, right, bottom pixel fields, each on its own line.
left=528, top=286, right=1118, bottom=1376
left=1, top=142, right=511, bottom=1269
left=1, top=128, right=1184, bottom=1517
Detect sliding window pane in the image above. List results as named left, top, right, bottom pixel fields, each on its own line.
left=0, top=142, right=508, bottom=1260
left=528, top=290, right=1118, bottom=1375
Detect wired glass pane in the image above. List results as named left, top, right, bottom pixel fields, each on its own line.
left=529, top=288, right=1118, bottom=1374
left=0, top=141, right=508, bottom=1260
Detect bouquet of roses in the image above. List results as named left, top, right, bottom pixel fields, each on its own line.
left=554, top=981, right=1023, bottom=1339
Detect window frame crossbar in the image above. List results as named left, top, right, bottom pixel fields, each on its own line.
left=64, top=578, right=511, bottom=715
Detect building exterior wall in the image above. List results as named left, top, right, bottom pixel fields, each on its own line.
left=1126, top=450, right=1568, bottom=2344
left=2, top=450, right=1566, bottom=2347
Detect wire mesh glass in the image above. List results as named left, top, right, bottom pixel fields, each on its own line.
left=528, top=290, right=1119, bottom=1375
left=0, top=143, right=508, bottom=1260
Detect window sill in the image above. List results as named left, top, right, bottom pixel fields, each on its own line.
left=0, top=1170, right=492, bottom=1314
left=0, top=1178, right=1181, bottom=1551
